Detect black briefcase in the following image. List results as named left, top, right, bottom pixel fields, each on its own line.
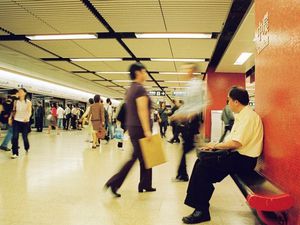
left=197, top=149, right=232, bottom=166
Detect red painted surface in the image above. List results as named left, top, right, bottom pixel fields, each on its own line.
left=204, top=71, right=245, bottom=139
left=255, top=1, right=300, bottom=224
left=247, top=193, right=294, bottom=211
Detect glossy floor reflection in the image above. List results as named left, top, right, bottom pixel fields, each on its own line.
left=0, top=125, right=261, bottom=225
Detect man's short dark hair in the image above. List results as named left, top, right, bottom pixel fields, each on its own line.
left=229, top=87, right=249, bottom=106
left=88, top=98, right=94, bottom=104
left=129, top=63, right=146, bottom=80
left=94, top=94, right=100, bottom=103
left=106, top=98, right=111, bottom=104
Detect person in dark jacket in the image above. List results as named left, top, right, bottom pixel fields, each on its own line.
left=157, top=102, right=169, bottom=138
left=168, top=99, right=182, bottom=144
left=35, top=101, right=44, bottom=132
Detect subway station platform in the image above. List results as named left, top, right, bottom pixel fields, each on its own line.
left=0, top=125, right=260, bottom=225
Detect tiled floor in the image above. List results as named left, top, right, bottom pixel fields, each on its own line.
left=0, top=125, right=261, bottom=225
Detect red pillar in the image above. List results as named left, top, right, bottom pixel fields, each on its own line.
left=255, top=1, right=300, bottom=224
left=204, top=71, right=245, bottom=140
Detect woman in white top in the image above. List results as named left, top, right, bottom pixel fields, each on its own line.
left=9, top=88, right=32, bottom=159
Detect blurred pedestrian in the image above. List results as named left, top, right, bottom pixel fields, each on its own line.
left=105, top=63, right=155, bottom=197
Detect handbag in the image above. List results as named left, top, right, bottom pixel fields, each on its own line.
left=96, top=126, right=106, bottom=139
left=47, top=114, right=53, bottom=121
left=197, top=149, right=232, bottom=166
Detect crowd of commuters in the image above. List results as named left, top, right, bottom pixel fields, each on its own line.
left=0, top=89, right=119, bottom=158
left=0, top=62, right=264, bottom=224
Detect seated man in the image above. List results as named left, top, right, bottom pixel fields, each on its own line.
left=182, top=87, right=264, bottom=224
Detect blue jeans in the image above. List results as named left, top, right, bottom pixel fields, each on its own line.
left=0, top=125, right=13, bottom=148
left=57, top=118, right=63, bottom=129
left=107, top=122, right=114, bottom=139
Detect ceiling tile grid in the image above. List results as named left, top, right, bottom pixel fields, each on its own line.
left=0, top=0, right=58, bottom=34
left=90, top=0, right=166, bottom=32
left=0, top=0, right=238, bottom=101
left=72, top=61, right=113, bottom=72
left=142, top=61, right=176, bottom=72
left=46, top=61, right=86, bottom=72
left=74, top=40, right=130, bottom=58
left=74, top=73, right=105, bottom=81
left=170, top=39, right=217, bottom=58
left=98, top=74, right=130, bottom=81
left=32, top=40, right=94, bottom=58
left=0, top=41, right=56, bottom=58
left=124, top=39, right=173, bottom=58
left=160, top=0, right=232, bottom=32
left=12, top=0, right=107, bottom=33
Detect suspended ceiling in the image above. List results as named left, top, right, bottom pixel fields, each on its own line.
left=216, top=4, right=255, bottom=73
left=0, top=0, right=240, bottom=100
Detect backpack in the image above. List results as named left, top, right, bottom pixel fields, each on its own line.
left=116, top=103, right=126, bottom=125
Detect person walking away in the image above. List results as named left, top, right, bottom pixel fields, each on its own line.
left=168, top=99, right=182, bottom=144
left=35, top=101, right=44, bottom=132
left=219, top=100, right=235, bottom=142
left=0, top=90, right=18, bottom=151
left=116, top=101, right=126, bottom=132
left=171, top=63, right=209, bottom=182
left=48, top=103, right=59, bottom=135
left=88, top=95, right=104, bottom=149
left=157, top=102, right=169, bottom=138
left=105, top=63, right=155, bottom=197
left=105, top=98, right=114, bottom=140
left=64, top=105, right=71, bottom=130
left=9, top=88, right=32, bottom=159
left=71, top=105, right=78, bottom=129
left=57, top=104, right=65, bottom=131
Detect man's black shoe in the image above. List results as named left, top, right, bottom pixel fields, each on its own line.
left=182, top=210, right=211, bottom=224
left=172, top=175, right=189, bottom=182
left=168, top=140, right=174, bottom=144
left=0, top=146, right=11, bottom=151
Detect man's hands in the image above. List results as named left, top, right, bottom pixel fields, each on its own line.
left=199, top=143, right=217, bottom=151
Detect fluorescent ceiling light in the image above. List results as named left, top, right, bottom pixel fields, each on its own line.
left=0, top=69, right=120, bottom=105
left=71, top=58, right=122, bottom=62
left=96, top=72, right=129, bottom=74
left=151, top=58, right=205, bottom=62
left=26, top=34, right=97, bottom=41
left=166, top=86, right=188, bottom=89
left=159, top=72, right=203, bottom=75
left=234, top=52, right=252, bottom=65
left=135, top=33, right=212, bottom=39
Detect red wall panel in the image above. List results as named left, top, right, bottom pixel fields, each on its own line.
left=204, top=71, right=245, bottom=139
left=255, top=1, right=300, bottom=224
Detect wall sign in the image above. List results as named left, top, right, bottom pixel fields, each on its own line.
left=255, top=12, right=269, bottom=54
left=173, top=91, right=186, bottom=97
left=148, top=91, right=165, bottom=96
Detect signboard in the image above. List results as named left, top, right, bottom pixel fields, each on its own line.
left=255, top=12, right=269, bottom=54
left=173, top=91, right=186, bottom=97
left=148, top=91, right=165, bottom=96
